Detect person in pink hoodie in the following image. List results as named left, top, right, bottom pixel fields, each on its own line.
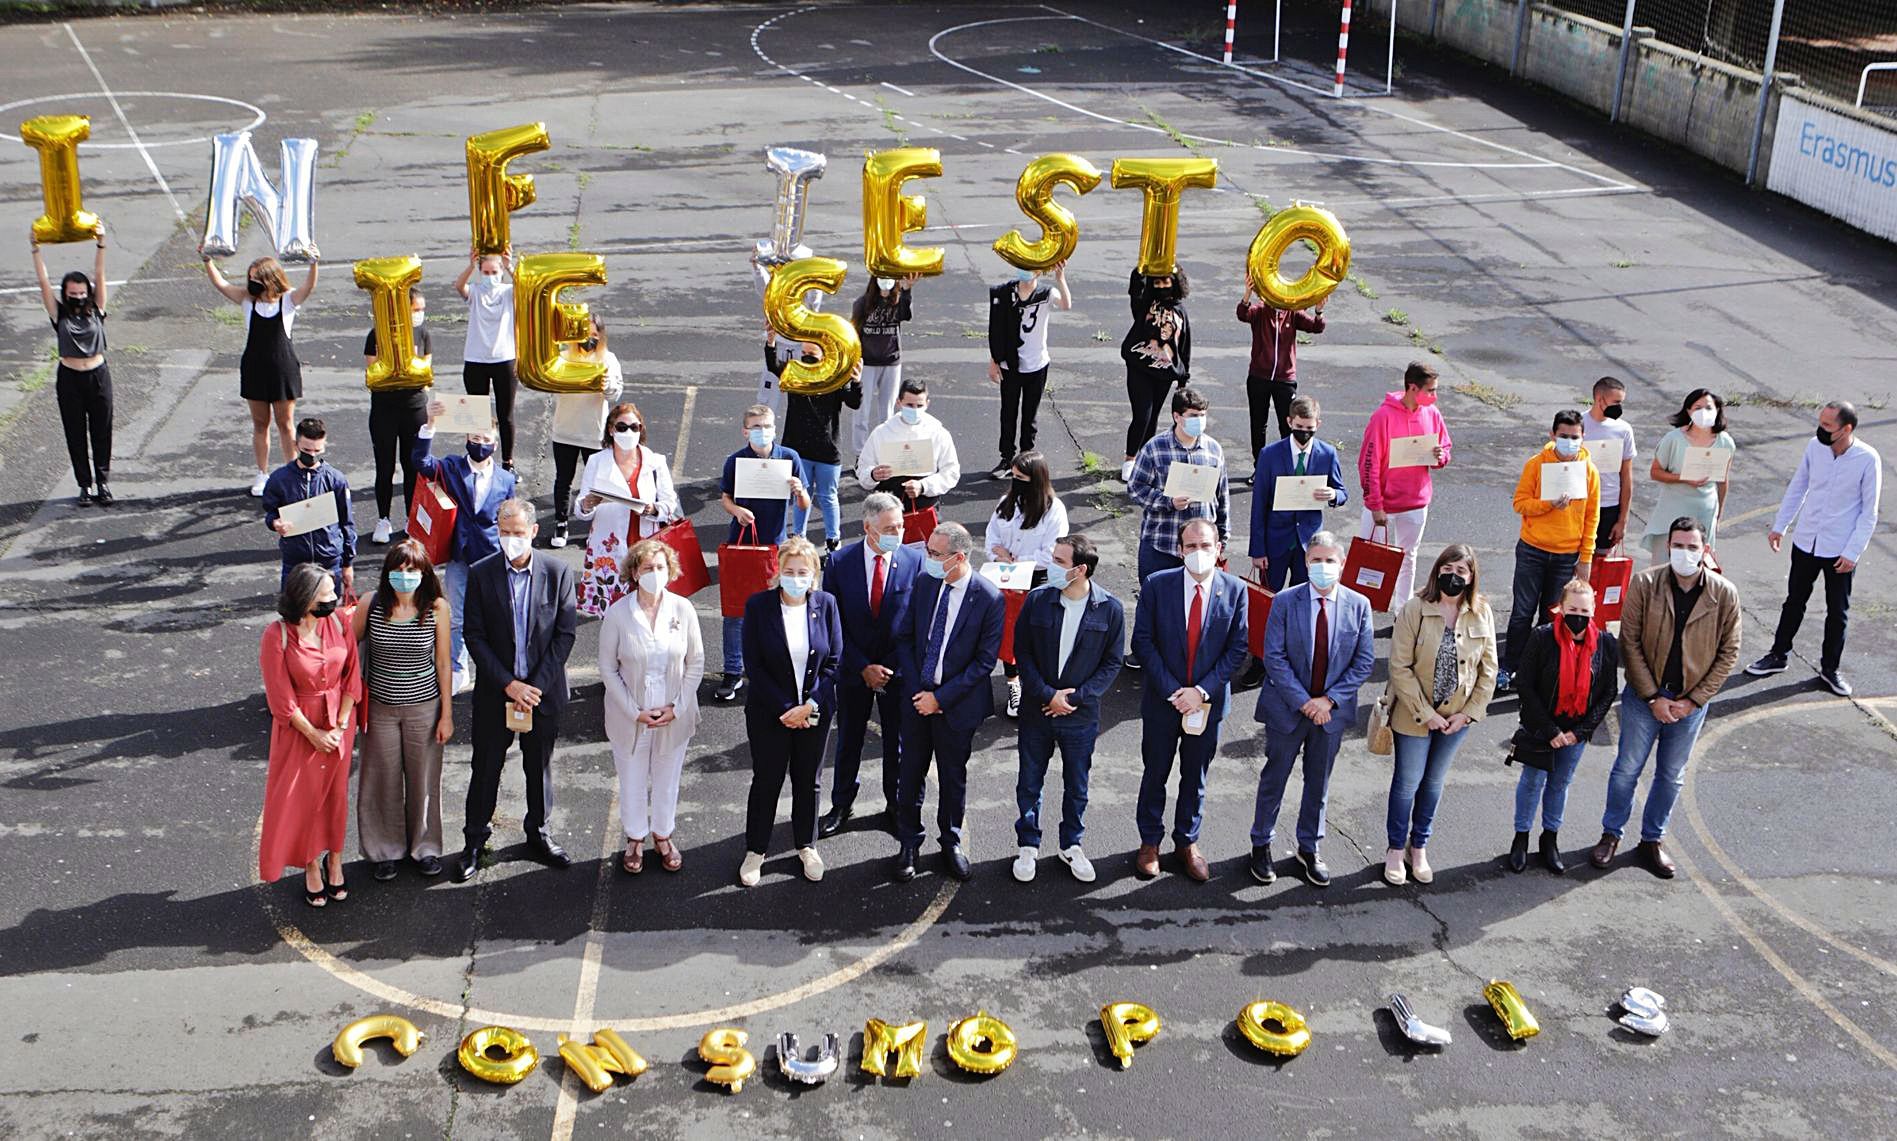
left=1358, top=362, right=1454, bottom=606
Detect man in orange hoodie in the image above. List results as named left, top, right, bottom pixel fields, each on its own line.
left=1498, top=410, right=1601, bottom=691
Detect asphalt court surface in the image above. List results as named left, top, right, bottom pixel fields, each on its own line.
left=0, top=3, right=1894, bottom=1138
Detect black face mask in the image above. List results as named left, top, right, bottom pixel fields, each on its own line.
left=1603, top=403, right=1624, bottom=420
left=247, top=278, right=266, bottom=297
left=1563, top=613, right=1591, bottom=636
left=1816, top=427, right=1836, bottom=445
left=580, top=338, right=599, bottom=352
left=297, top=451, right=321, bottom=468
left=1012, top=475, right=1030, bottom=485
left=1436, top=572, right=1467, bottom=597
left=63, top=294, right=88, bottom=311
left=1290, top=428, right=1316, bottom=445
left=311, top=600, right=338, bottom=618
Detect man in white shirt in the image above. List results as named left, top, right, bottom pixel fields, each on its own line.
left=1582, top=376, right=1637, bottom=554
left=1747, top=401, right=1882, bottom=695
left=453, top=247, right=520, bottom=469
left=857, top=379, right=962, bottom=512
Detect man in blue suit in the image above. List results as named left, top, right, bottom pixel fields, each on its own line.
left=1131, top=519, right=1250, bottom=882
left=819, top=492, right=924, bottom=837
left=1011, top=533, right=1125, bottom=883
left=416, top=399, right=516, bottom=692
left=1249, top=395, right=1349, bottom=592
left=891, top=522, right=1004, bottom=882
left=1252, top=530, right=1376, bottom=887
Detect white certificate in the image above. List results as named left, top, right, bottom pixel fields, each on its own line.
left=1587, top=438, right=1623, bottom=472
left=1163, top=460, right=1221, bottom=503
left=1272, top=475, right=1331, bottom=512
left=979, top=561, right=1038, bottom=590
left=1678, top=446, right=1732, bottom=483
left=436, top=393, right=493, bottom=434
left=1387, top=433, right=1440, bottom=469
left=1539, top=460, right=1588, bottom=501
left=880, top=437, right=936, bottom=478
left=277, top=492, right=340, bottom=537
left=733, top=457, right=795, bottom=500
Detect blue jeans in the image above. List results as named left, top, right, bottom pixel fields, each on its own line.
left=1251, top=718, right=1343, bottom=852
left=442, top=559, right=471, bottom=679
left=1504, top=538, right=1579, bottom=673
left=791, top=458, right=842, bottom=542
left=1602, top=686, right=1708, bottom=843
left=1015, top=717, right=1098, bottom=849
left=1514, top=740, right=1587, bottom=832
left=1386, top=725, right=1469, bottom=850
left=722, top=615, right=744, bottom=677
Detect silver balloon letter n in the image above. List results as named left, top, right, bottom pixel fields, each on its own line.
left=201, top=132, right=320, bottom=262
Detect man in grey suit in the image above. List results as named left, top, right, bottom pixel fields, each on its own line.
left=1251, top=531, right=1375, bottom=887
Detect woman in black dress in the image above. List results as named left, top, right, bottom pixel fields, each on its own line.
left=204, top=252, right=319, bottom=495
left=1120, top=268, right=1191, bottom=481
left=31, top=226, right=114, bottom=504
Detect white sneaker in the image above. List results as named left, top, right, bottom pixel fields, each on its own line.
left=1012, top=846, right=1037, bottom=882
left=738, top=851, right=765, bottom=887
left=371, top=517, right=392, bottom=544
left=452, top=673, right=475, bottom=696
left=248, top=471, right=269, bottom=496
left=1407, top=845, right=1434, bottom=884
left=1006, top=679, right=1021, bottom=719
left=1119, top=460, right=1135, bottom=482
left=1060, top=845, right=1096, bottom=883
left=798, top=846, right=825, bottom=882
left=1383, top=848, right=1407, bottom=886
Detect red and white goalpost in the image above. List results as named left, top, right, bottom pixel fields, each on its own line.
left=1229, top=0, right=1399, bottom=96
left=1334, top=0, right=1353, bottom=96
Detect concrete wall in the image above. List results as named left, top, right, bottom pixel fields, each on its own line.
left=1621, top=38, right=1769, bottom=173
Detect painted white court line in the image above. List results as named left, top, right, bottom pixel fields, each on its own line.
left=62, top=24, right=187, bottom=224
left=882, top=81, right=918, bottom=97
left=0, top=92, right=266, bottom=149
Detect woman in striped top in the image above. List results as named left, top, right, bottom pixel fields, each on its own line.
left=351, top=539, right=453, bottom=881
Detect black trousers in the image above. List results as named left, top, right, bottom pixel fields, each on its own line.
left=1595, top=502, right=1623, bottom=554
left=998, top=365, right=1049, bottom=462
left=551, top=442, right=597, bottom=522
left=1124, top=369, right=1173, bottom=457
left=896, top=708, right=976, bottom=850
left=368, top=393, right=426, bottom=519
left=1769, top=544, right=1854, bottom=674
left=1245, top=373, right=1296, bottom=460
left=829, top=676, right=905, bottom=814
left=463, top=697, right=560, bottom=851
left=872, top=477, right=938, bottom=513
left=745, top=711, right=833, bottom=852
left=463, top=359, right=518, bottom=465
left=56, top=362, right=113, bottom=488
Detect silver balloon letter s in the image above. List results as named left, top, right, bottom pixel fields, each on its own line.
left=756, top=146, right=826, bottom=266
left=201, top=132, right=320, bottom=262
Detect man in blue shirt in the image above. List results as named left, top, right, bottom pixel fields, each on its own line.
left=715, top=403, right=811, bottom=702
left=1125, top=387, right=1229, bottom=671
left=262, top=417, right=356, bottom=596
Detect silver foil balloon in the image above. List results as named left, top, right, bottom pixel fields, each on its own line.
left=201, top=132, right=320, bottom=262
left=756, top=146, right=826, bottom=266
left=1617, top=987, right=1669, bottom=1036
left=776, top=1031, right=840, bottom=1085
left=1388, top=993, right=1452, bottom=1047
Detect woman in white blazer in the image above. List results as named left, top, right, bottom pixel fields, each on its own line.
left=599, top=538, right=704, bottom=873
left=574, top=399, right=683, bottom=617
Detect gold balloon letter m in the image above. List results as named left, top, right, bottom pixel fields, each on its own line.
left=514, top=252, right=607, bottom=395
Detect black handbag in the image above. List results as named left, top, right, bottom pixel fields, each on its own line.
left=1504, top=726, right=1556, bottom=771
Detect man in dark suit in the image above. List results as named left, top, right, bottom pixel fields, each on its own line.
left=414, top=401, right=518, bottom=692
left=891, top=522, right=1004, bottom=882
left=1130, top=518, right=1250, bottom=882
left=1249, top=395, right=1349, bottom=592
left=1011, top=533, right=1125, bottom=884
left=1251, top=530, right=1376, bottom=887
left=819, top=492, right=924, bottom=837
left=455, top=498, right=579, bottom=881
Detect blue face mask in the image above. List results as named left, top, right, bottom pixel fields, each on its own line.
left=1307, top=561, right=1341, bottom=590
left=747, top=426, right=773, bottom=450
left=388, top=570, right=423, bottom=593
left=924, top=556, right=949, bottom=579
left=779, top=573, right=813, bottom=599
left=1553, top=436, right=1582, bottom=458
left=1181, top=415, right=1206, bottom=439
left=466, top=441, right=495, bottom=462
left=1015, top=268, right=1037, bottom=284
left=875, top=531, right=901, bottom=554
left=898, top=406, right=922, bottom=426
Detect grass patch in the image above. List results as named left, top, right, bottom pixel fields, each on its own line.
left=116, top=343, right=152, bottom=355
left=1092, top=328, right=1111, bottom=343
left=874, top=96, right=909, bottom=146
left=1250, top=194, right=1277, bottom=219
left=1139, top=105, right=1203, bottom=155
left=1383, top=308, right=1409, bottom=326
left=576, top=171, right=592, bottom=191
left=1724, top=391, right=1824, bottom=411
left=1078, top=450, right=1111, bottom=476
left=960, top=325, right=985, bottom=340
left=566, top=222, right=583, bottom=251
left=208, top=305, right=242, bottom=328
left=1610, top=256, right=1634, bottom=268
left=18, top=345, right=58, bottom=393
left=1349, top=272, right=1378, bottom=300
left=1034, top=43, right=1063, bottom=54
left=1452, top=380, right=1520, bottom=410
left=1090, top=491, right=1127, bottom=519
left=325, top=108, right=378, bottom=167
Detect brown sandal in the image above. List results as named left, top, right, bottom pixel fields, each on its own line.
left=620, top=838, right=644, bottom=875
left=654, top=834, right=682, bottom=872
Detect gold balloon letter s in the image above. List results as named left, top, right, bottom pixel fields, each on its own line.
left=353, top=255, right=432, bottom=391
left=1247, top=204, right=1351, bottom=311
left=22, top=115, right=102, bottom=245
left=763, top=256, right=862, bottom=397
left=698, top=1028, right=757, bottom=1093
left=994, top=153, right=1101, bottom=272
left=1110, top=156, right=1219, bottom=276
left=862, top=147, right=944, bottom=277
left=515, top=252, right=607, bottom=395
left=466, top=123, right=549, bottom=255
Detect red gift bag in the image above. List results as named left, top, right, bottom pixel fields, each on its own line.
left=1343, top=526, right=1405, bottom=612
left=718, top=524, right=780, bottom=618
left=1244, top=576, right=1276, bottom=659
left=1589, top=553, right=1632, bottom=627
left=997, top=588, right=1029, bottom=665
left=406, top=475, right=457, bottom=566
left=654, top=517, right=711, bottom=598
left=902, top=496, right=939, bottom=545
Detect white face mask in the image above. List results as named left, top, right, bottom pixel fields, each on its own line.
left=1184, top=549, right=1217, bottom=576
left=898, top=406, right=923, bottom=426
left=1669, top=547, right=1703, bottom=577
left=613, top=429, right=640, bottom=451
left=876, top=277, right=896, bottom=292
left=1689, top=407, right=1717, bottom=430
left=500, top=534, right=531, bottom=561
left=479, top=273, right=504, bottom=296
left=411, top=311, right=426, bottom=328
left=780, top=572, right=814, bottom=599
left=638, top=568, right=667, bottom=596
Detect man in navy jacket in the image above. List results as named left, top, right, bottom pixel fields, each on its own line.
left=1011, top=533, right=1124, bottom=883
left=1248, top=395, right=1349, bottom=591
left=891, top=522, right=1004, bottom=882
left=819, top=493, right=924, bottom=837
left=262, top=417, right=356, bottom=596
left=415, top=401, right=516, bottom=690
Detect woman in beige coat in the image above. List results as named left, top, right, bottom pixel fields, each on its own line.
left=1382, top=543, right=1497, bottom=886
left=599, top=538, right=704, bottom=874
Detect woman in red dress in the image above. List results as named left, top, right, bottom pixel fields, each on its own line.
left=259, top=562, right=362, bottom=905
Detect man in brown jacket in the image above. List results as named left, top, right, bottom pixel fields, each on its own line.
left=1592, top=516, right=1741, bottom=878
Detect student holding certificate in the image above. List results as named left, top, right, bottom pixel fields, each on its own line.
left=1125, top=388, right=1231, bottom=671
left=856, top=379, right=961, bottom=512
left=1249, top=395, right=1348, bottom=592
left=1582, top=376, right=1637, bottom=553
left=1642, top=389, right=1735, bottom=566
left=1498, top=411, right=1600, bottom=691
left=1357, top=363, right=1453, bottom=609
left=262, top=417, right=356, bottom=597
left=716, top=404, right=811, bottom=703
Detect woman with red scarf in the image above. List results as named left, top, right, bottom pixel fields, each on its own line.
left=1510, top=580, right=1620, bottom=873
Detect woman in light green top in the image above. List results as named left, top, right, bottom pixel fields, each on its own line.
left=1642, top=388, right=1734, bottom=565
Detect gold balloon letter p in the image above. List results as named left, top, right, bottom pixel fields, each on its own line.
left=763, top=256, right=862, bottom=397
left=994, top=153, right=1101, bottom=272
left=1247, top=204, right=1351, bottom=311
left=862, top=147, right=944, bottom=278
left=515, top=252, right=607, bottom=394
left=1110, top=156, right=1219, bottom=276
left=860, top=1017, right=927, bottom=1079
left=1099, top=1001, right=1161, bottom=1069
left=466, top=123, right=550, bottom=255
left=22, top=115, right=102, bottom=245
left=354, top=255, right=432, bottom=391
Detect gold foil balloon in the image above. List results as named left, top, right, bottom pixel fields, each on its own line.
left=466, top=123, right=549, bottom=254
left=331, top=1014, right=425, bottom=1069
left=458, top=1026, right=539, bottom=1085
left=22, top=115, right=101, bottom=245
left=1247, top=204, right=1351, bottom=310
left=945, top=1011, right=1018, bottom=1075
left=557, top=1029, right=648, bottom=1094
left=1099, top=1001, right=1161, bottom=1069
left=762, top=256, right=861, bottom=397
left=514, top=252, right=607, bottom=394
left=200, top=132, right=320, bottom=262
left=698, top=1028, right=756, bottom=1093
left=1109, top=156, right=1219, bottom=275
left=353, top=255, right=432, bottom=391
left=1236, top=1000, right=1312, bottom=1057
left=862, top=147, right=944, bottom=277
left=1483, top=980, right=1540, bottom=1041
left=993, top=153, right=1102, bottom=272
left=860, top=1018, right=928, bottom=1079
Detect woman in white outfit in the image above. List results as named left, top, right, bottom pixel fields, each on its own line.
left=599, top=538, right=704, bottom=874
left=546, top=315, right=623, bottom=549
left=573, top=399, right=682, bottom=617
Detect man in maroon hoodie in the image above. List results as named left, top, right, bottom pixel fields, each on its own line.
left=1238, top=274, right=1326, bottom=469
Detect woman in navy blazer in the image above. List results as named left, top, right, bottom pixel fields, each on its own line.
left=738, top=537, right=844, bottom=886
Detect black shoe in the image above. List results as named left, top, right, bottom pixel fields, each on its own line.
left=1508, top=830, right=1530, bottom=873
left=529, top=839, right=573, bottom=868
left=1121, top=650, right=1141, bottom=672
left=942, top=844, right=972, bottom=881
left=990, top=460, right=1014, bottom=480
left=76, top=486, right=94, bottom=506
left=715, top=674, right=747, bottom=702
left=94, top=482, right=114, bottom=505
left=1745, top=652, right=1789, bottom=676
left=416, top=854, right=444, bottom=877
left=1295, top=848, right=1330, bottom=887
left=891, top=846, right=918, bottom=882
left=1539, top=830, right=1566, bottom=874
left=1247, top=845, right=1277, bottom=884
left=453, top=850, right=480, bottom=882
left=1818, top=670, right=1854, bottom=697
left=373, top=860, right=398, bottom=882
left=817, top=806, right=852, bottom=839
left=1235, top=659, right=1266, bottom=691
